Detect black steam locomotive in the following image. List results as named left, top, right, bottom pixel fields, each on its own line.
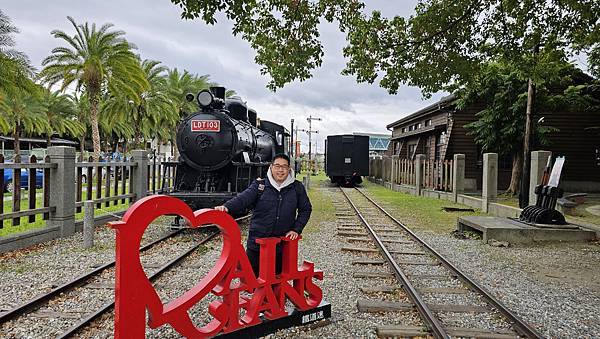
left=167, top=86, right=289, bottom=212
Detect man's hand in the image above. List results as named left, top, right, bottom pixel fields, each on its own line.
left=285, top=231, right=299, bottom=240
left=214, top=205, right=228, bottom=212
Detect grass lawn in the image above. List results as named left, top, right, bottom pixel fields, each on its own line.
left=296, top=172, right=335, bottom=235
left=359, top=180, right=486, bottom=234
left=0, top=185, right=132, bottom=237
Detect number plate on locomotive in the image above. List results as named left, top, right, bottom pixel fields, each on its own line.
left=191, top=120, right=220, bottom=132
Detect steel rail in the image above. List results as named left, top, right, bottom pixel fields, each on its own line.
left=57, top=214, right=251, bottom=338
left=339, top=187, right=450, bottom=339
left=56, top=230, right=220, bottom=338
left=0, top=228, right=183, bottom=324
left=354, top=187, right=544, bottom=339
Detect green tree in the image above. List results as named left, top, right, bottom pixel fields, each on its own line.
left=42, top=89, right=85, bottom=146
left=170, top=1, right=598, bottom=204
left=0, top=9, right=36, bottom=132
left=70, top=92, right=91, bottom=159
left=170, top=1, right=599, bottom=92
left=103, top=59, right=177, bottom=149
left=2, top=84, right=50, bottom=156
left=40, top=17, right=149, bottom=161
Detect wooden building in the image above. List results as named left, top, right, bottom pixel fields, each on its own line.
left=387, top=95, right=600, bottom=192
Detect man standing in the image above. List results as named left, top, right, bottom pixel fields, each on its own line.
left=215, top=154, right=312, bottom=276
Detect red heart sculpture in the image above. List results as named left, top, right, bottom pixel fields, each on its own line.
left=109, top=195, right=255, bottom=338
left=109, top=194, right=324, bottom=338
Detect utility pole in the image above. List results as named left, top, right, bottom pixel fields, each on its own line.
left=306, top=115, right=322, bottom=164
left=290, top=118, right=294, bottom=158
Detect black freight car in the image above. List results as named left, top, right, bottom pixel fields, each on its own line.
left=325, top=135, right=369, bottom=186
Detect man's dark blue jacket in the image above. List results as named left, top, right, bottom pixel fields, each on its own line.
left=224, top=178, right=312, bottom=250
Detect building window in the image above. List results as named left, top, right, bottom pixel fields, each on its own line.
left=402, top=127, right=406, bottom=133
left=409, top=125, right=414, bottom=131
left=417, top=123, right=422, bottom=129
left=424, top=136, right=432, bottom=159
left=425, top=119, right=431, bottom=127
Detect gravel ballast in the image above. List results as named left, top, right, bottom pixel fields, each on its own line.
left=0, top=183, right=599, bottom=338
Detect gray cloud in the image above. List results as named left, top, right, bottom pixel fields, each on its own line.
left=2, top=0, right=446, bottom=153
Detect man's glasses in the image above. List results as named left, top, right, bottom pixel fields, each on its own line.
left=272, top=164, right=289, bottom=170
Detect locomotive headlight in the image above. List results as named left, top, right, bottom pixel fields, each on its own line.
left=197, top=90, right=214, bottom=107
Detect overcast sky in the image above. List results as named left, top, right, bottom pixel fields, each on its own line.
left=2, top=0, right=446, bottom=154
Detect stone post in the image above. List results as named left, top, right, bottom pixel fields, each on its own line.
left=83, top=200, right=94, bottom=248
left=47, top=146, right=76, bottom=237
left=529, top=151, right=552, bottom=206
left=131, top=150, right=149, bottom=202
left=415, top=154, right=425, bottom=196
left=482, top=153, right=498, bottom=213
left=452, top=154, right=465, bottom=203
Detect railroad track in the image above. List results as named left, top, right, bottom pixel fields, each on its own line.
left=336, top=187, right=544, bottom=339
left=0, top=215, right=250, bottom=338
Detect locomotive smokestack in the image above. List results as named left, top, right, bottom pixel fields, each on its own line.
left=210, top=86, right=226, bottom=100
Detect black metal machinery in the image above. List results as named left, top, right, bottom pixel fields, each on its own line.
left=519, top=156, right=567, bottom=225
left=165, top=86, right=290, bottom=212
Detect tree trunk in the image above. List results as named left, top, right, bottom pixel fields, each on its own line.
left=13, top=124, right=21, bottom=158
left=47, top=135, right=52, bottom=148
left=89, top=95, right=101, bottom=162
left=506, top=151, right=522, bottom=195
left=519, top=77, right=536, bottom=207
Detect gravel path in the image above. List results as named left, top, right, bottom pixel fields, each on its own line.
left=1, top=183, right=599, bottom=338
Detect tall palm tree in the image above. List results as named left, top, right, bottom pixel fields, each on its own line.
left=0, top=9, right=35, bottom=132
left=103, top=59, right=177, bottom=149
left=3, top=84, right=50, bottom=157
left=42, top=89, right=85, bottom=146
left=40, top=17, right=148, bottom=161
left=70, top=92, right=91, bottom=159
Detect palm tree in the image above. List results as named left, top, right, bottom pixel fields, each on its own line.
left=71, top=92, right=90, bottom=160
left=0, top=9, right=36, bottom=133
left=103, top=59, right=177, bottom=149
left=40, top=17, right=148, bottom=161
left=2, top=84, right=50, bottom=157
left=163, top=68, right=214, bottom=158
left=42, top=89, right=85, bottom=146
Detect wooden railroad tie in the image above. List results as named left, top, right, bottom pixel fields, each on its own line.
left=343, top=236, right=413, bottom=244
left=342, top=246, right=426, bottom=255
left=353, top=271, right=395, bottom=279
left=376, top=325, right=519, bottom=339
left=357, top=299, right=489, bottom=313
left=359, top=285, right=400, bottom=294
left=352, top=259, right=439, bottom=266
left=354, top=271, right=452, bottom=280
left=337, top=227, right=363, bottom=232
left=336, top=231, right=367, bottom=237
left=418, top=287, right=470, bottom=294
left=352, top=259, right=386, bottom=265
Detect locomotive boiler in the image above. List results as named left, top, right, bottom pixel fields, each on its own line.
left=168, top=86, right=289, bottom=212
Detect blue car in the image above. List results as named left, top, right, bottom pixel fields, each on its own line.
left=3, top=168, right=44, bottom=193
